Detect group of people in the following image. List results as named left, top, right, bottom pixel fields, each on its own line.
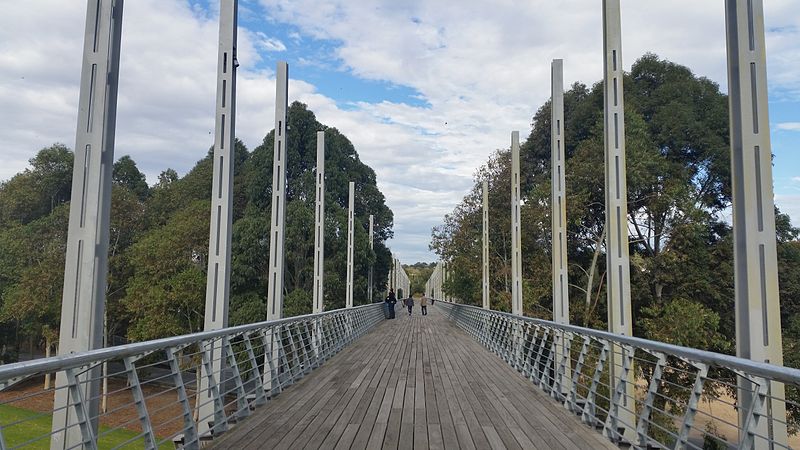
left=384, top=289, right=432, bottom=319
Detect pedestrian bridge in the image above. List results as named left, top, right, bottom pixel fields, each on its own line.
left=1, top=301, right=799, bottom=449
left=208, top=306, right=614, bottom=450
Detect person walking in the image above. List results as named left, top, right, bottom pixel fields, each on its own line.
left=406, top=295, right=414, bottom=316
left=386, top=289, right=397, bottom=319
left=420, top=296, right=428, bottom=316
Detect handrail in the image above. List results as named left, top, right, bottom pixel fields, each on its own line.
left=0, top=303, right=388, bottom=450
left=439, top=301, right=800, bottom=385
left=435, top=300, right=800, bottom=450
left=0, top=303, right=379, bottom=381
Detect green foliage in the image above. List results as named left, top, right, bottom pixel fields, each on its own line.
left=113, top=155, right=149, bottom=200
left=123, top=200, right=209, bottom=340
left=640, top=298, right=730, bottom=352
left=0, top=102, right=394, bottom=352
left=0, top=144, right=73, bottom=226
left=404, top=262, right=434, bottom=295
left=430, top=54, right=799, bottom=366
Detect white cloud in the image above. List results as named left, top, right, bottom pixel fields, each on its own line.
left=253, top=32, right=287, bottom=52
left=777, top=122, right=800, bottom=131
left=2, top=0, right=800, bottom=264
left=776, top=195, right=800, bottom=228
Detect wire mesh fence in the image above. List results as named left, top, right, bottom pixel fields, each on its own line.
left=0, top=303, right=386, bottom=449
left=436, top=301, right=800, bottom=450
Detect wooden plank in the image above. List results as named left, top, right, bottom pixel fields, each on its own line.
left=210, top=306, right=619, bottom=450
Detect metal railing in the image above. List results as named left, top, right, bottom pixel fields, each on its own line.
left=0, top=303, right=386, bottom=449
left=436, top=301, right=800, bottom=450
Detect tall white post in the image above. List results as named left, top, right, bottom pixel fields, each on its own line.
left=368, top=215, right=374, bottom=302
left=199, top=0, right=238, bottom=436
left=725, top=1, right=787, bottom=447
left=551, top=59, right=569, bottom=327
left=265, top=61, right=288, bottom=392
left=52, top=1, right=123, bottom=447
left=267, top=61, right=288, bottom=321
left=603, top=0, right=634, bottom=440
left=313, top=131, right=325, bottom=314
left=441, top=261, right=445, bottom=301
left=511, top=131, right=523, bottom=316
left=551, top=58, right=571, bottom=395
left=346, top=182, right=355, bottom=308
left=482, top=180, right=490, bottom=309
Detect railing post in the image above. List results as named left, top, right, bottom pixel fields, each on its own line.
left=242, top=332, right=267, bottom=407
left=541, top=333, right=556, bottom=392
left=532, top=328, right=550, bottom=384
left=277, top=325, right=292, bottom=385
left=166, top=347, right=199, bottom=449
left=200, top=340, right=228, bottom=436
left=523, top=325, right=540, bottom=378
left=63, top=368, right=99, bottom=450
left=567, top=336, right=591, bottom=412
left=635, top=351, right=666, bottom=448
left=123, top=357, right=157, bottom=450
left=223, top=338, right=250, bottom=421
left=737, top=375, right=770, bottom=450
left=553, top=331, right=573, bottom=401
left=604, top=344, right=634, bottom=443
left=582, top=341, right=609, bottom=427
left=674, top=361, right=709, bottom=449
left=260, top=328, right=280, bottom=397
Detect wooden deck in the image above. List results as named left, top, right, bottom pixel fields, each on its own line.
left=210, top=305, right=617, bottom=450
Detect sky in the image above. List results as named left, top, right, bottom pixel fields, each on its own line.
left=1, top=1, right=799, bottom=264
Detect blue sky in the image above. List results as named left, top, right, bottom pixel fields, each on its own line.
left=1, top=0, right=799, bottom=264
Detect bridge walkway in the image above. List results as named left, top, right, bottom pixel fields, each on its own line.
left=210, top=304, right=616, bottom=449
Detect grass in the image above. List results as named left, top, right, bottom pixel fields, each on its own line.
left=0, top=404, right=171, bottom=449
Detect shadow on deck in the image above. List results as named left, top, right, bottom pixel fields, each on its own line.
left=210, top=305, right=617, bottom=449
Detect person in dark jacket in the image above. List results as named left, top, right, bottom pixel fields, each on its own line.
left=386, top=289, right=397, bottom=319
left=406, top=295, right=414, bottom=316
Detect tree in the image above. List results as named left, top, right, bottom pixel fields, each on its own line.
left=113, top=155, right=149, bottom=200
left=0, top=144, right=73, bottom=226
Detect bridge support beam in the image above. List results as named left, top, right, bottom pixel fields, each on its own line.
left=368, top=215, right=374, bottom=302
left=346, top=182, right=355, bottom=308
left=265, top=61, right=288, bottom=392
left=551, top=58, right=571, bottom=396
left=52, top=1, right=123, bottom=447
left=313, top=131, right=325, bottom=314
left=199, top=0, right=238, bottom=437
left=725, top=1, right=788, bottom=447
left=510, top=131, right=523, bottom=316
left=482, top=180, right=490, bottom=309
left=602, top=0, right=634, bottom=441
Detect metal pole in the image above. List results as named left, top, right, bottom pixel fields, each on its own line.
left=552, top=58, right=571, bottom=395
left=368, top=215, right=374, bottom=302
left=313, top=131, right=325, bottom=314
left=346, top=182, right=355, bottom=308
left=511, top=131, right=523, bottom=316
left=199, top=0, right=237, bottom=436
left=265, top=61, right=288, bottom=391
left=603, top=0, right=634, bottom=440
left=267, top=60, right=288, bottom=322
left=52, top=1, right=123, bottom=447
left=725, top=1, right=787, bottom=447
left=551, top=59, right=569, bottom=327
left=483, top=180, right=490, bottom=309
